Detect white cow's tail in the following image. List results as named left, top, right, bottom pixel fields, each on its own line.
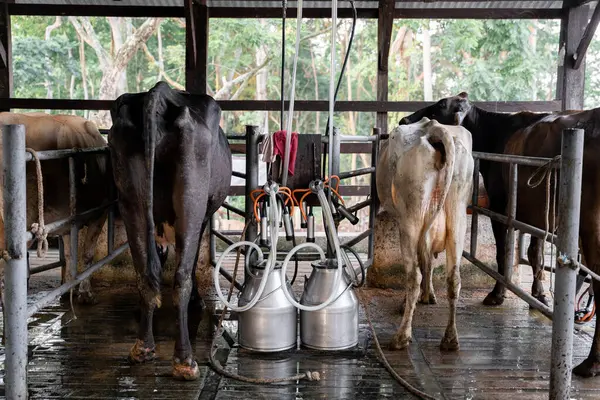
left=417, top=125, right=456, bottom=276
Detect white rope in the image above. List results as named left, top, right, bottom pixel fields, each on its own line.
left=26, top=148, right=49, bottom=258
left=281, top=0, right=303, bottom=187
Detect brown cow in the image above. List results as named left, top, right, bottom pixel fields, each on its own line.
left=0, top=112, right=110, bottom=303
left=400, top=93, right=600, bottom=378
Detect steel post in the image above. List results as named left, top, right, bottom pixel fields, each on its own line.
left=368, top=127, right=380, bottom=260
left=470, top=159, right=480, bottom=257
left=504, top=163, right=518, bottom=283
left=245, top=125, right=259, bottom=243
left=107, top=154, right=115, bottom=254
left=549, top=128, right=584, bottom=400
left=68, top=157, right=79, bottom=283
left=209, top=214, right=217, bottom=265
left=3, top=124, right=29, bottom=399
left=244, top=125, right=259, bottom=277
left=518, top=232, right=526, bottom=265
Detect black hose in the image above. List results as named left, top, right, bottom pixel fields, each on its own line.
left=289, top=216, right=299, bottom=286
left=341, top=244, right=365, bottom=288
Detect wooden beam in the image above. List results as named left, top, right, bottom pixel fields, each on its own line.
left=6, top=3, right=563, bottom=20
left=376, top=0, right=395, bottom=135
left=557, top=3, right=589, bottom=110
left=0, top=98, right=562, bottom=113
left=0, top=2, right=11, bottom=112
left=573, top=1, right=600, bottom=69
left=395, top=8, right=562, bottom=19
left=185, top=0, right=208, bottom=95
left=8, top=4, right=184, bottom=18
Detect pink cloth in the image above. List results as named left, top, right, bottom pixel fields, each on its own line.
left=272, top=130, right=299, bottom=176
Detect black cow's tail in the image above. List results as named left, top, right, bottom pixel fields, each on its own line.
left=416, top=124, right=456, bottom=284
left=143, top=83, right=165, bottom=299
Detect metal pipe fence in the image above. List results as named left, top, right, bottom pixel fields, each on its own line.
left=209, top=125, right=383, bottom=283
left=463, top=129, right=585, bottom=400
left=2, top=124, right=131, bottom=398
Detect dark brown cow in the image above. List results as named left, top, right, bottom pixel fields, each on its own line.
left=109, top=82, right=232, bottom=380
left=0, top=112, right=110, bottom=303
left=400, top=93, right=600, bottom=378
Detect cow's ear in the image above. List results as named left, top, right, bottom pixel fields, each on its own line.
left=458, top=92, right=468, bottom=99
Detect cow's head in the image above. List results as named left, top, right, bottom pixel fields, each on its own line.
left=399, top=92, right=471, bottom=126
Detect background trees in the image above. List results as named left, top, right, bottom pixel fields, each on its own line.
left=11, top=17, right=574, bottom=133
left=11, top=15, right=597, bottom=229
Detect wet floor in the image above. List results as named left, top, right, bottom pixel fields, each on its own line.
left=1, top=259, right=600, bottom=399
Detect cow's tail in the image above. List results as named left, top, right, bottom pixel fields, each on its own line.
left=417, top=125, right=456, bottom=279
left=142, top=84, right=165, bottom=297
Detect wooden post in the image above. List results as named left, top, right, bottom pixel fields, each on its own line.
left=185, top=0, right=208, bottom=95
left=557, top=2, right=589, bottom=110
left=376, top=0, right=394, bottom=134
left=0, top=1, right=11, bottom=112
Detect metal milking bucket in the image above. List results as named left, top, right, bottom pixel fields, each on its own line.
left=237, top=260, right=298, bottom=352
left=300, top=258, right=359, bottom=350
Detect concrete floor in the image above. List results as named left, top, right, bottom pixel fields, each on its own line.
left=0, top=251, right=599, bottom=399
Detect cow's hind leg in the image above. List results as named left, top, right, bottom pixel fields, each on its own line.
left=77, top=214, right=108, bottom=305
left=419, top=264, right=437, bottom=305
left=440, top=201, right=466, bottom=351
left=390, top=263, right=421, bottom=350
left=528, top=237, right=549, bottom=307
left=120, top=206, right=160, bottom=364
left=573, top=227, right=600, bottom=377
left=483, top=219, right=508, bottom=306
left=171, top=219, right=204, bottom=380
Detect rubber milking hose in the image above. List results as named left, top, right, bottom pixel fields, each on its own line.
left=280, top=187, right=344, bottom=311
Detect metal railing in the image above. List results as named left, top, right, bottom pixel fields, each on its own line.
left=209, top=125, right=382, bottom=284
left=462, top=128, right=585, bottom=399
left=1, top=124, right=127, bottom=398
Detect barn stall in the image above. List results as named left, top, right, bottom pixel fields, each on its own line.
left=0, top=1, right=599, bottom=399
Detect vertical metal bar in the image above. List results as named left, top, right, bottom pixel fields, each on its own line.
left=325, top=126, right=341, bottom=258
left=244, top=125, right=259, bottom=277
left=504, top=163, right=518, bottom=284
left=549, top=128, right=584, bottom=400
left=68, top=157, right=78, bottom=282
left=518, top=232, right=526, bottom=264
left=245, top=125, right=259, bottom=243
left=470, top=158, right=480, bottom=257
left=368, top=127, right=380, bottom=260
left=3, top=124, right=29, bottom=399
left=210, top=214, right=217, bottom=265
left=107, top=153, right=115, bottom=255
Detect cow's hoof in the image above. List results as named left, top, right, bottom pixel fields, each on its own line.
left=531, top=294, right=549, bottom=308
left=76, top=291, right=98, bottom=305
left=440, top=336, right=459, bottom=352
left=419, top=293, right=437, bottom=305
left=573, top=357, right=600, bottom=378
left=172, top=357, right=200, bottom=381
left=389, top=334, right=411, bottom=350
left=483, top=292, right=505, bottom=306
left=128, top=339, right=156, bottom=364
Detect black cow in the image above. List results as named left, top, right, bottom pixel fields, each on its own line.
left=109, top=81, right=232, bottom=380
left=399, top=93, right=600, bottom=378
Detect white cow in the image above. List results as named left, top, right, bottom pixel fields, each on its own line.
left=376, top=117, right=474, bottom=351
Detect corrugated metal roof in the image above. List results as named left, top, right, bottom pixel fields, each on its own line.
left=11, top=0, right=574, bottom=9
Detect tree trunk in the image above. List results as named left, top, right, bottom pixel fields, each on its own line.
left=529, top=22, right=538, bottom=101
left=44, top=17, right=62, bottom=113
left=422, top=21, right=433, bottom=101
left=310, top=47, right=320, bottom=131
left=90, top=18, right=163, bottom=127
left=256, top=22, right=269, bottom=133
